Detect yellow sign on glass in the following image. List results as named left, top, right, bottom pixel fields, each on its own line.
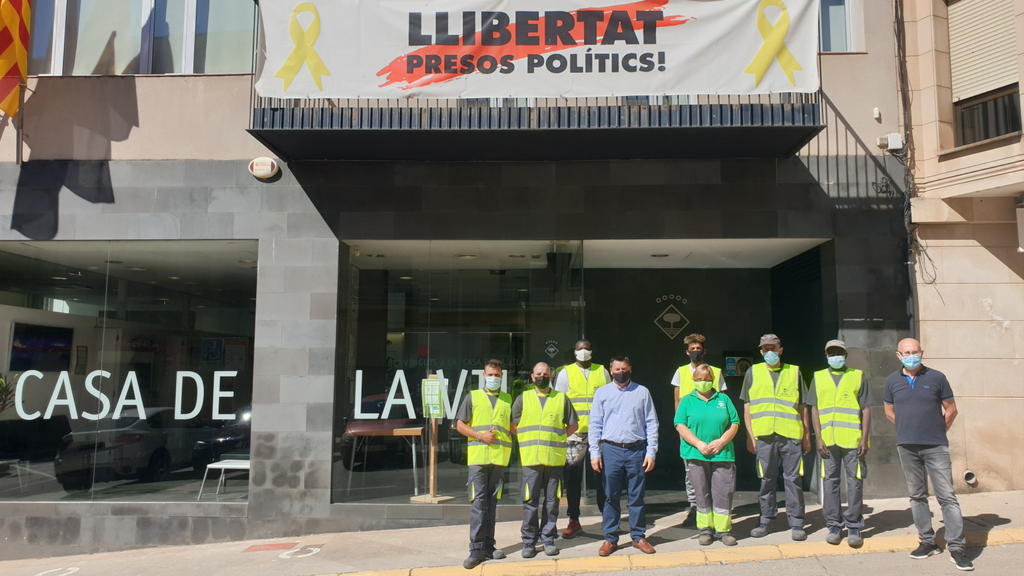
left=275, top=2, right=331, bottom=91
left=744, top=0, right=803, bottom=87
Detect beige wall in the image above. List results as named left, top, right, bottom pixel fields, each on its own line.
left=0, top=74, right=271, bottom=162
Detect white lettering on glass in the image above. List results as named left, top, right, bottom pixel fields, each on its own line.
left=44, top=371, right=78, bottom=420
left=381, top=370, right=415, bottom=419
left=113, top=371, right=146, bottom=418
left=175, top=371, right=205, bottom=419
left=15, top=370, right=44, bottom=420
left=82, top=370, right=112, bottom=421
left=353, top=370, right=379, bottom=419
left=435, top=369, right=466, bottom=420
left=212, top=371, right=236, bottom=420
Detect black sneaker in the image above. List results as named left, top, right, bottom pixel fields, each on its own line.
left=950, top=550, right=974, bottom=571
left=464, top=551, right=485, bottom=569
left=910, top=542, right=941, bottom=559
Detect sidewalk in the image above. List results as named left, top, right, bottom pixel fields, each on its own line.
left=2, top=490, right=1022, bottom=576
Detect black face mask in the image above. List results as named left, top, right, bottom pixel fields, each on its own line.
left=612, top=371, right=631, bottom=384
left=534, top=376, right=551, bottom=388
left=687, top=350, right=705, bottom=363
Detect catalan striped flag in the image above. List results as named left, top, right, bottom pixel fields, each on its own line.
left=0, top=0, right=30, bottom=118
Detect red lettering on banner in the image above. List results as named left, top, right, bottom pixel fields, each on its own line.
left=378, top=0, right=690, bottom=90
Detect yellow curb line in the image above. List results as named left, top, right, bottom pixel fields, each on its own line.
left=313, top=528, right=1023, bottom=576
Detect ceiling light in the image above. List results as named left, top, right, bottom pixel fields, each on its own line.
left=168, top=276, right=180, bottom=280
left=148, top=281, right=158, bottom=284
left=430, top=297, right=441, bottom=301
left=104, top=260, right=123, bottom=264
left=455, top=254, right=479, bottom=260
left=399, top=276, right=413, bottom=280
left=51, top=276, right=66, bottom=280
left=186, top=282, right=198, bottom=285
left=518, top=289, right=529, bottom=292
left=125, top=267, right=147, bottom=271
left=87, top=266, right=99, bottom=270
left=508, top=255, right=526, bottom=258
left=239, top=260, right=257, bottom=264
left=651, top=254, right=670, bottom=258
left=196, top=305, right=205, bottom=309
left=158, top=298, right=170, bottom=301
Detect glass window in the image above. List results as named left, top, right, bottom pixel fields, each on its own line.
left=193, top=0, right=255, bottom=73
left=64, top=0, right=145, bottom=75
left=820, top=0, right=849, bottom=52
left=0, top=240, right=257, bottom=502
left=151, top=0, right=187, bottom=74
left=955, top=84, right=1022, bottom=146
left=28, top=0, right=56, bottom=75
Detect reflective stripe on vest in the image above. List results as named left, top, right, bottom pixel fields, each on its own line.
left=518, top=389, right=568, bottom=467
left=749, top=363, right=804, bottom=440
left=677, top=364, right=722, bottom=397
left=467, top=389, right=512, bottom=466
left=565, top=363, right=607, bottom=434
left=813, top=369, right=864, bottom=449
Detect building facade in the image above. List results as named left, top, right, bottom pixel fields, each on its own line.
left=0, top=0, right=1010, bottom=559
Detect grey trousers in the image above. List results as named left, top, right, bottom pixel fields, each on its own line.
left=468, top=464, right=504, bottom=552
left=897, top=445, right=965, bottom=551
left=756, top=436, right=805, bottom=528
left=683, top=459, right=696, bottom=503
left=687, top=460, right=736, bottom=533
left=522, top=466, right=563, bottom=546
left=822, top=446, right=866, bottom=529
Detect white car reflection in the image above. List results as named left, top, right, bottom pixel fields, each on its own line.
left=53, top=407, right=218, bottom=492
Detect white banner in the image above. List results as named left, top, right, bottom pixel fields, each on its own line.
left=255, top=0, right=820, bottom=99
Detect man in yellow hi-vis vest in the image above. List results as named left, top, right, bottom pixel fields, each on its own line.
left=512, top=362, right=578, bottom=558
left=671, top=333, right=727, bottom=527
left=555, top=339, right=611, bottom=539
left=807, top=340, right=876, bottom=549
left=456, top=359, right=512, bottom=570
left=740, top=334, right=812, bottom=541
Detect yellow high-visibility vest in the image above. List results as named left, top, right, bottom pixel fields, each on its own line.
left=467, top=389, right=512, bottom=466
left=813, top=368, right=864, bottom=449
left=564, top=363, right=607, bottom=434
left=748, top=363, right=803, bottom=440
left=517, top=389, right=568, bottom=467
left=677, top=364, right=723, bottom=396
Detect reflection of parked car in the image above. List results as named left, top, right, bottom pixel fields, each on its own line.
left=53, top=408, right=218, bottom=492
left=192, top=406, right=251, bottom=474
left=337, top=395, right=427, bottom=470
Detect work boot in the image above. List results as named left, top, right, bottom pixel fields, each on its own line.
left=791, top=528, right=807, bottom=541
left=682, top=507, right=697, bottom=528
left=485, top=548, right=505, bottom=560
left=720, top=533, right=738, bottom=546
left=750, top=523, right=771, bottom=538
left=521, top=545, right=537, bottom=558
left=848, top=529, right=863, bottom=548
left=698, top=530, right=714, bottom=546
left=826, top=526, right=843, bottom=545
left=463, top=551, right=485, bottom=569
left=562, top=519, right=583, bottom=539
left=544, top=544, right=559, bottom=556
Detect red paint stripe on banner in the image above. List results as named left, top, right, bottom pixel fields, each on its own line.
left=244, top=543, right=298, bottom=552
left=377, top=0, right=690, bottom=90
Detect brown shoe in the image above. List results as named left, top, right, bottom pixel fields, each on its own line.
left=562, top=519, right=583, bottom=539
left=632, top=539, right=656, bottom=554
left=598, top=541, right=617, bottom=557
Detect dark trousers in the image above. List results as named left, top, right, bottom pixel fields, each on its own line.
left=601, top=443, right=647, bottom=543
left=897, top=445, right=965, bottom=551
left=822, top=446, right=866, bottom=529
left=564, top=460, right=605, bottom=521
left=755, top=436, right=805, bottom=529
left=522, top=466, right=563, bottom=546
left=468, top=464, right=503, bottom=552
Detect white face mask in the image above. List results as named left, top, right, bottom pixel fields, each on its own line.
left=484, top=376, right=502, bottom=391
left=575, top=349, right=593, bottom=362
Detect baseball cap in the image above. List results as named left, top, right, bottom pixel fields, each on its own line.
left=825, top=339, right=847, bottom=352
left=759, top=334, right=781, bottom=347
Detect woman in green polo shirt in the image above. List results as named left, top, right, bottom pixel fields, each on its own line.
left=674, top=364, right=741, bottom=546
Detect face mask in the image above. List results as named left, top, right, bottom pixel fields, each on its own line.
left=612, top=371, right=631, bottom=384
left=534, top=376, right=551, bottom=389
left=901, top=355, right=922, bottom=370
left=827, top=355, right=846, bottom=370
left=687, top=350, right=705, bottom=363
left=695, top=380, right=714, bottom=393
left=484, top=376, right=502, bottom=391
left=763, top=351, right=780, bottom=365
left=575, top=349, right=593, bottom=362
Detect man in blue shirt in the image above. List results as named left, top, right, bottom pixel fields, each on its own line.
left=589, top=356, right=659, bottom=556
left=884, top=338, right=972, bottom=572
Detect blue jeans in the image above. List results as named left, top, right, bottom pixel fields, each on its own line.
left=601, top=443, right=647, bottom=543
left=897, top=445, right=965, bottom=551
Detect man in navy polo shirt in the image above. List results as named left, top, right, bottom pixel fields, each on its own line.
left=884, top=338, right=972, bottom=572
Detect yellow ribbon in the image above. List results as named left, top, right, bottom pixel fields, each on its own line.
left=744, top=0, right=803, bottom=87
left=275, top=2, right=331, bottom=92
